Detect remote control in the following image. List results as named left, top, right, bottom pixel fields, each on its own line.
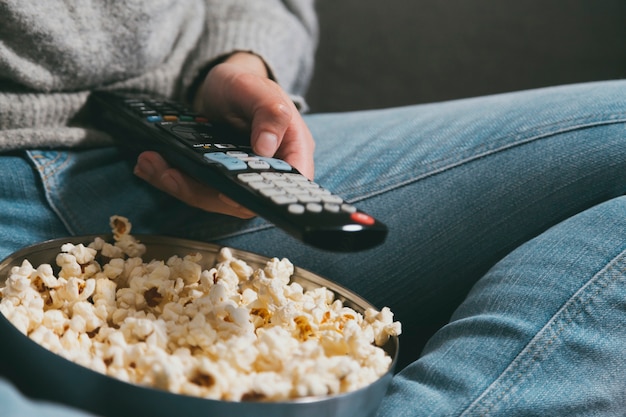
left=88, top=91, right=387, bottom=251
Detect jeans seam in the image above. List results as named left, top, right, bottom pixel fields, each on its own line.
left=344, top=115, right=626, bottom=205
left=25, top=150, right=78, bottom=235
left=27, top=151, right=70, bottom=182
left=458, top=247, right=626, bottom=416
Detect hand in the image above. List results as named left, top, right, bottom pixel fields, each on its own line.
left=133, top=52, right=315, bottom=219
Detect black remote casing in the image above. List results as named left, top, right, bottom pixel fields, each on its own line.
left=88, top=91, right=387, bottom=251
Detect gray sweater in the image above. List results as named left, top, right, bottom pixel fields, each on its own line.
left=0, top=0, right=318, bottom=150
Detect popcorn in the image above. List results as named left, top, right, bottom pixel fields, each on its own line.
left=0, top=215, right=401, bottom=402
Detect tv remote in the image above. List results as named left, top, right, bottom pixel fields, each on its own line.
left=88, top=91, right=388, bottom=251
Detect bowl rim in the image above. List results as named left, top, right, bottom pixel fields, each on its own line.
left=0, top=234, right=379, bottom=309
left=0, top=234, right=399, bottom=405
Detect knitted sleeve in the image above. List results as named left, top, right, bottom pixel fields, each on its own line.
left=183, top=0, right=318, bottom=107
left=0, top=1, right=318, bottom=150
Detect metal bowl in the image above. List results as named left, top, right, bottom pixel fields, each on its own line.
left=0, top=235, right=398, bottom=417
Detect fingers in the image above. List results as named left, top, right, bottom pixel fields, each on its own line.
left=134, top=52, right=316, bottom=219
left=197, top=61, right=316, bottom=180
left=270, top=112, right=316, bottom=180
left=239, top=77, right=315, bottom=179
left=201, top=65, right=291, bottom=155
left=247, top=91, right=315, bottom=179
left=133, top=151, right=256, bottom=219
left=250, top=101, right=292, bottom=157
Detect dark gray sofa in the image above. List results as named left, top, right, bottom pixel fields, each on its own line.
left=307, top=0, right=626, bottom=113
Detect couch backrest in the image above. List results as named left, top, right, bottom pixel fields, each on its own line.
left=306, top=0, right=626, bottom=113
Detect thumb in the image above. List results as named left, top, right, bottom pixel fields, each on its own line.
left=249, top=100, right=294, bottom=157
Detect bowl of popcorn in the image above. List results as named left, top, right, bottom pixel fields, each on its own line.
left=0, top=216, right=400, bottom=417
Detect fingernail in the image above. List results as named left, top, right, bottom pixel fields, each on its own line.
left=255, top=131, right=278, bottom=156
left=134, top=155, right=154, bottom=178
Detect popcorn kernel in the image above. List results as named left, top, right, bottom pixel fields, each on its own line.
left=0, top=215, right=401, bottom=402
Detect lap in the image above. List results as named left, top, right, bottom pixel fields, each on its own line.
left=379, top=195, right=626, bottom=416
left=2, top=80, right=626, bottom=372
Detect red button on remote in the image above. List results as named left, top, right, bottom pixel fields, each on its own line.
left=351, top=212, right=375, bottom=226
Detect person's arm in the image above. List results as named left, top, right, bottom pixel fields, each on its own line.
left=190, top=0, right=318, bottom=108
left=134, top=1, right=318, bottom=219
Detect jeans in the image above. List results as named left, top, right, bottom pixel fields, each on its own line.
left=1, top=80, right=626, bottom=416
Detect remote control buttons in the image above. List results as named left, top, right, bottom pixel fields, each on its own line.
left=226, top=150, right=247, bottom=156
left=169, top=126, right=197, bottom=141
left=306, top=203, right=323, bottom=213
left=124, top=97, right=203, bottom=125
left=258, top=157, right=292, bottom=171
left=223, top=152, right=293, bottom=172
left=341, top=204, right=357, bottom=213
left=247, top=160, right=271, bottom=170
left=350, top=212, right=376, bottom=226
left=288, top=204, right=305, bottom=214
left=237, top=173, right=264, bottom=182
left=204, top=152, right=247, bottom=170
left=237, top=171, right=350, bottom=216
